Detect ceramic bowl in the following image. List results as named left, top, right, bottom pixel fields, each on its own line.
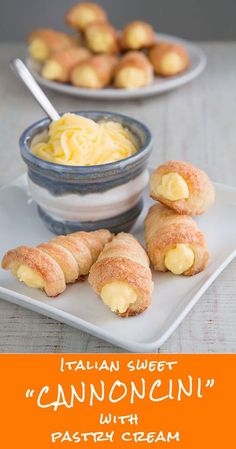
left=19, top=111, right=153, bottom=234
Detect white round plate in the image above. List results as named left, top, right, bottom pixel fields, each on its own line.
left=26, top=33, right=206, bottom=100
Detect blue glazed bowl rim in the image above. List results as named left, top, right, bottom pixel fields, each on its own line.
left=19, top=110, right=153, bottom=174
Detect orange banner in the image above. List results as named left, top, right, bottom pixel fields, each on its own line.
left=0, top=354, right=235, bottom=448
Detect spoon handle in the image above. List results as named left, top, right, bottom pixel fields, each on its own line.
left=10, top=58, right=60, bottom=121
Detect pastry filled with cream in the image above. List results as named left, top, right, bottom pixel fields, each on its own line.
left=144, top=203, right=209, bottom=276
left=28, top=28, right=73, bottom=62
left=150, top=160, right=215, bottom=215
left=149, top=42, right=189, bottom=77
left=88, top=233, right=153, bottom=316
left=42, top=46, right=91, bottom=82
left=65, top=2, right=107, bottom=31
left=31, top=113, right=139, bottom=166
left=114, top=52, right=153, bottom=89
left=121, top=21, right=156, bottom=50
left=84, top=22, right=119, bottom=54
left=71, top=54, right=117, bottom=88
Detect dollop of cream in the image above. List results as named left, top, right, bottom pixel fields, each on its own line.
left=42, top=60, right=62, bottom=80
left=115, top=67, right=146, bottom=88
left=31, top=113, right=139, bottom=165
left=126, top=26, right=147, bottom=49
left=160, top=52, right=184, bottom=75
left=164, top=244, right=194, bottom=275
left=75, top=8, right=97, bottom=30
left=73, top=66, right=99, bottom=88
left=16, top=265, right=45, bottom=289
left=157, top=172, right=189, bottom=201
left=29, top=38, right=49, bottom=62
left=101, top=281, right=137, bottom=313
left=87, top=30, right=114, bottom=53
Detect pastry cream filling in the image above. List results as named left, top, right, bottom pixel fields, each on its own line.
left=88, top=31, right=113, bottom=52
left=42, top=60, right=62, bottom=80
left=74, top=66, right=99, bottom=88
left=157, top=172, right=189, bottom=201
left=31, top=113, right=139, bottom=165
left=164, top=244, right=194, bottom=275
left=116, top=67, right=146, bottom=88
left=160, top=52, right=184, bottom=75
left=101, top=281, right=138, bottom=314
left=126, top=26, right=148, bottom=49
left=16, top=265, right=45, bottom=289
left=29, top=38, right=49, bottom=62
left=75, top=8, right=97, bottom=29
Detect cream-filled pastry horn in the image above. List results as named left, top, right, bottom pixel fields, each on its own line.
left=114, top=52, right=153, bottom=89
left=84, top=21, right=119, bottom=54
left=121, top=21, right=156, bottom=50
left=66, top=2, right=107, bottom=31
left=1, top=230, right=113, bottom=297
left=144, top=204, right=209, bottom=276
left=150, top=161, right=215, bottom=215
left=28, top=28, right=73, bottom=62
left=88, top=233, right=153, bottom=317
left=42, top=46, right=91, bottom=82
left=148, top=42, right=189, bottom=77
left=71, top=54, right=117, bottom=88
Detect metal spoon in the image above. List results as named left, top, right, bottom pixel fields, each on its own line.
left=10, top=58, right=60, bottom=121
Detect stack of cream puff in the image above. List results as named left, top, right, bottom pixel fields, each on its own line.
left=27, top=2, right=190, bottom=89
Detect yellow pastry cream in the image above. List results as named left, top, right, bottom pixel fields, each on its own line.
left=115, top=68, right=147, bottom=88
left=31, top=113, right=139, bottom=165
left=126, top=25, right=148, bottom=49
left=164, top=244, right=194, bottom=275
left=29, top=38, right=49, bottom=62
left=156, top=172, right=189, bottom=201
left=15, top=265, right=45, bottom=289
left=101, top=281, right=137, bottom=314
left=42, top=60, right=62, bottom=80
left=160, top=52, right=185, bottom=76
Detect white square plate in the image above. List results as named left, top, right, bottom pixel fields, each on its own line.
left=0, top=174, right=235, bottom=352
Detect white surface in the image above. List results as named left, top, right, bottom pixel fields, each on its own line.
left=0, top=174, right=235, bottom=353
left=26, top=34, right=206, bottom=100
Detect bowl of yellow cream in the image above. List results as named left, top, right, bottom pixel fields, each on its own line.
left=20, top=111, right=152, bottom=234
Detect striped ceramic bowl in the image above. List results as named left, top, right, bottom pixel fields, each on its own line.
left=20, top=111, right=152, bottom=234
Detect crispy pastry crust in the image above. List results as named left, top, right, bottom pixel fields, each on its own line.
left=84, top=21, right=119, bottom=54
left=113, top=51, right=153, bottom=88
left=28, top=28, right=73, bottom=54
left=144, top=204, right=209, bottom=276
left=150, top=160, right=215, bottom=215
left=1, top=230, right=113, bottom=297
left=121, top=21, right=156, bottom=50
left=88, top=233, right=153, bottom=317
left=71, top=54, right=117, bottom=88
left=65, top=3, right=107, bottom=31
left=42, top=46, right=91, bottom=82
left=148, top=42, right=189, bottom=76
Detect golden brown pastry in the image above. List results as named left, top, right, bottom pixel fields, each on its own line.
left=28, top=28, right=73, bottom=62
left=41, top=46, right=91, bottom=82
left=84, top=21, right=119, bottom=54
left=71, top=54, right=117, bottom=88
left=149, top=42, right=189, bottom=77
left=66, top=2, right=107, bottom=31
left=144, top=204, right=209, bottom=276
left=88, top=233, right=153, bottom=317
left=150, top=161, right=215, bottom=215
left=114, top=52, right=153, bottom=89
left=1, top=230, right=113, bottom=297
left=121, top=21, right=156, bottom=50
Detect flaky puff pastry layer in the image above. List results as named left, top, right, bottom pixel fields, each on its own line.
left=42, top=46, right=91, bottom=82
left=71, top=54, right=117, bottom=88
left=66, top=2, right=107, bottom=31
left=149, top=42, right=189, bottom=77
left=144, top=204, right=209, bottom=276
left=150, top=160, right=215, bottom=215
left=28, top=29, right=73, bottom=62
left=88, top=233, right=153, bottom=317
left=114, top=52, right=153, bottom=88
left=84, top=21, right=119, bottom=54
left=121, top=21, right=156, bottom=50
left=1, top=229, right=113, bottom=297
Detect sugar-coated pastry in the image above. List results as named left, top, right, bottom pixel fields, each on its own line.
left=114, top=52, right=153, bottom=89
left=1, top=230, right=113, bottom=297
left=84, top=22, right=119, bottom=54
left=71, top=55, right=117, bottom=88
left=150, top=161, right=215, bottom=215
left=121, top=21, right=156, bottom=50
left=42, top=46, right=91, bottom=82
left=144, top=204, right=209, bottom=276
left=66, top=2, right=107, bottom=31
left=88, top=233, right=153, bottom=317
left=149, top=42, right=189, bottom=77
left=28, top=28, right=73, bottom=62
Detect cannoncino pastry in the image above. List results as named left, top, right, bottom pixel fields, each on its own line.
left=28, top=28, right=73, bottom=62
left=149, top=42, right=189, bottom=77
left=71, top=54, right=117, bottom=88
left=88, top=233, right=153, bottom=317
left=66, top=2, right=107, bottom=31
left=1, top=230, right=113, bottom=297
left=84, top=21, right=119, bottom=54
left=41, top=46, right=91, bottom=82
left=114, top=52, right=153, bottom=89
left=150, top=160, right=215, bottom=215
left=144, top=204, right=209, bottom=276
left=121, top=21, right=156, bottom=50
